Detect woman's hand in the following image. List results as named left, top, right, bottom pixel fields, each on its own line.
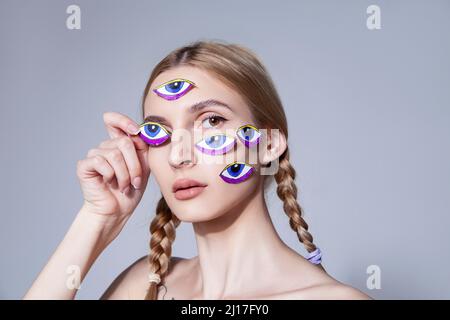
left=76, top=112, right=150, bottom=223
left=24, top=112, right=150, bottom=300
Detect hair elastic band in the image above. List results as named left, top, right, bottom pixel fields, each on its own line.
left=148, top=273, right=161, bottom=285
left=307, top=247, right=322, bottom=265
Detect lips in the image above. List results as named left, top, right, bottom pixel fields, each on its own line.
left=172, top=178, right=207, bottom=200
left=172, top=178, right=207, bottom=192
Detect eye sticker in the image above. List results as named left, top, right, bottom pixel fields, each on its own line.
left=219, top=162, right=254, bottom=184
left=195, top=134, right=236, bottom=156
left=152, top=78, right=196, bottom=101
left=138, top=122, right=171, bottom=146
left=236, top=124, right=261, bottom=148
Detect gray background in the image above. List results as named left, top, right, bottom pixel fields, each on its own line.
left=1, top=0, right=449, bottom=299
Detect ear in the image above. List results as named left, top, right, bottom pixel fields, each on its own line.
left=260, top=128, right=287, bottom=165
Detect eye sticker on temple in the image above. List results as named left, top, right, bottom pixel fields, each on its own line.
left=138, top=122, right=171, bottom=146
left=195, top=134, right=236, bottom=156
left=153, top=78, right=196, bottom=101
left=219, top=162, right=254, bottom=184
left=236, top=124, right=261, bottom=148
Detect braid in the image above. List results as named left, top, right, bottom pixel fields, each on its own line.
left=274, top=149, right=323, bottom=267
left=144, top=196, right=181, bottom=300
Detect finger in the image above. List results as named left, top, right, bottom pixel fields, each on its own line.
left=77, top=155, right=115, bottom=184
left=103, top=149, right=131, bottom=193
left=103, top=111, right=142, bottom=139
left=98, top=137, right=150, bottom=179
left=114, top=136, right=143, bottom=189
left=127, top=132, right=149, bottom=153
left=100, top=131, right=149, bottom=154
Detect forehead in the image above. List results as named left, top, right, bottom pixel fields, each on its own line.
left=143, top=65, right=253, bottom=120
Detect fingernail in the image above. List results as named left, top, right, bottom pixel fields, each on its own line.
left=127, top=123, right=140, bottom=135
left=132, top=177, right=142, bottom=189
left=122, top=186, right=130, bottom=194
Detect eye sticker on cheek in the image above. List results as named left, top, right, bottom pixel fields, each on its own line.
left=153, top=78, right=196, bottom=101
left=236, top=124, right=261, bottom=148
left=219, top=162, right=254, bottom=184
left=195, top=134, right=236, bottom=156
left=138, top=122, right=171, bottom=146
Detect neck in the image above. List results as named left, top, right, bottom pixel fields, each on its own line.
left=191, top=185, right=299, bottom=299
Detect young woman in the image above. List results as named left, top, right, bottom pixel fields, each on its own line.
left=24, top=41, right=371, bottom=300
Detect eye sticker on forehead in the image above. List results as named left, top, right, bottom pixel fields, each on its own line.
left=153, top=78, right=196, bottom=101
left=195, top=134, right=236, bottom=156
left=219, top=162, right=254, bottom=184
left=138, top=122, right=171, bottom=146
left=236, top=124, right=261, bottom=148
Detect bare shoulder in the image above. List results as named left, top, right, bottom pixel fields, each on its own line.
left=255, top=259, right=373, bottom=300
left=270, top=251, right=373, bottom=300
left=285, top=282, right=373, bottom=300
left=100, top=255, right=187, bottom=300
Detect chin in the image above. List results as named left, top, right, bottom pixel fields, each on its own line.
left=173, top=213, right=218, bottom=223
left=171, top=206, right=224, bottom=223
left=166, top=196, right=227, bottom=223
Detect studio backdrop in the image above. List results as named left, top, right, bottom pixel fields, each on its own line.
left=1, top=0, right=449, bottom=299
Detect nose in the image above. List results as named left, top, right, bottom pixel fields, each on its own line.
left=168, top=128, right=196, bottom=169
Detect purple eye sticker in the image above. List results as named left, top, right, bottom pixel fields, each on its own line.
left=236, top=124, right=261, bottom=148
left=153, top=78, right=196, bottom=101
left=219, top=162, right=254, bottom=184
left=195, top=134, right=236, bottom=155
left=138, top=122, right=171, bottom=146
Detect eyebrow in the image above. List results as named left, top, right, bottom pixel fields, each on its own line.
left=142, top=99, right=233, bottom=125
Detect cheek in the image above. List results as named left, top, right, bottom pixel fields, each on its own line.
left=206, top=163, right=260, bottom=205
left=199, top=147, right=260, bottom=196
left=147, top=151, right=159, bottom=169
left=147, top=149, right=170, bottom=188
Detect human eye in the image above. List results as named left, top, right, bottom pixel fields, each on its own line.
left=236, top=124, right=261, bottom=148
left=200, top=114, right=227, bottom=129
left=153, top=78, right=195, bottom=100
left=195, top=134, right=236, bottom=155
left=219, top=162, right=254, bottom=184
left=138, top=122, right=171, bottom=146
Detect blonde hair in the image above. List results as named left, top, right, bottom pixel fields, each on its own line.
left=140, top=40, right=322, bottom=300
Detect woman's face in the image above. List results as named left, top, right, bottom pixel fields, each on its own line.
left=143, top=66, right=264, bottom=222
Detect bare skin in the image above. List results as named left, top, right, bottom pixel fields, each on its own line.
left=102, top=256, right=371, bottom=300
left=102, top=66, right=371, bottom=300
left=24, top=65, right=371, bottom=300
